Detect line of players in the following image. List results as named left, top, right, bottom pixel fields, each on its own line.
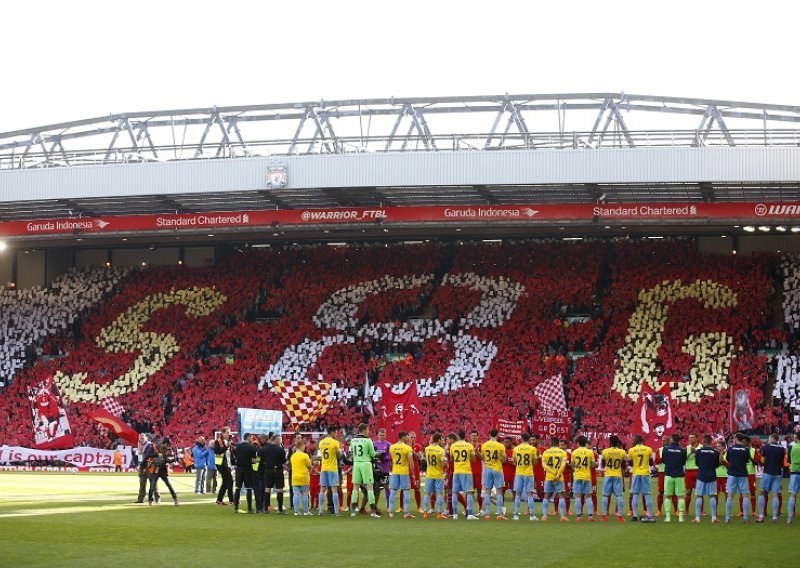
left=301, top=426, right=800, bottom=524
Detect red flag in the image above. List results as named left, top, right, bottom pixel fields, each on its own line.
left=633, top=382, right=674, bottom=448
left=376, top=382, right=422, bottom=441
left=730, top=388, right=754, bottom=432
left=87, top=408, right=140, bottom=444
left=28, top=376, right=74, bottom=450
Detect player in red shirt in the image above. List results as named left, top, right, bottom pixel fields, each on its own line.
left=408, top=431, right=423, bottom=512
left=502, top=436, right=516, bottom=514
left=470, top=430, right=484, bottom=512
left=531, top=434, right=545, bottom=501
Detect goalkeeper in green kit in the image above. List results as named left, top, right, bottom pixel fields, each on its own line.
left=350, top=423, right=381, bottom=517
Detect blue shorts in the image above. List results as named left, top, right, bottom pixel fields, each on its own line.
left=319, top=471, right=339, bottom=487
left=424, top=477, right=444, bottom=495
left=695, top=480, right=717, bottom=496
left=482, top=469, right=505, bottom=491
left=292, top=485, right=309, bottom=494
left=603, top=477, right=623, bottom=496
left=760, top=473, right=782, bottom=493
left=727, top=476, right=749, bottom=495
left=389, top=474, right=410, bottom=491
left=543, top=480, right=564, bottom=494
left=513, top=475, right=534, bottom=494
left=452, top=473, right=473, bottom=493
left=790, top=474, right=800, bottom=494
left=572, top=479, right=592, bottom=495
left=630, top=475, right=651, bottom=494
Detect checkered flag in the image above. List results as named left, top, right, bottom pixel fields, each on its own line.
left=101, top=397, right=124, bottom=417
left=274, top=380, right=332, bottom=426
left=95, top=397, right=124, bottom=436
left=533, top=374, right=567, bottom=411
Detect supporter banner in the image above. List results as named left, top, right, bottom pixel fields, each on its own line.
left=531, top=409, right=573, bottom=438
left=2, top=202, right=800, bottom=237
left=0, top=445, right=131, bottom=468
left=493, top=418, right=528, bottom=440
left=86, top=408, right=140, bottom=444
left=28, top=377, right=74, bottom=450
left=377, top=382, right=423, bottom=441
left=730, top=388, right=754, bottom=431
left=634, top=383, right=675, bottom=448
left=238, top=408, right=283, bottom=436
left=576, top=430, right=619, bottom=445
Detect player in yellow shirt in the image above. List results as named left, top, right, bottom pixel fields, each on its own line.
left=541, top=436, right=569, bottom=522
left=290, top=437, right=312, bottom=516
left=628, top=435, right=654, bottom=521
left=479, top=429, right=507, bottom=519
left=571, top=435, right=597, bottom=522
left=600, top=435, right=628, bottom=522
left=512, top=432, right=539, bottom=521
left=449, top=429, right=478, bottom=520
left=317, top=426, right=342, bottom=516
left=423, top=433, right=447, bottom=519
left=388, top=431, right=418, bottom=518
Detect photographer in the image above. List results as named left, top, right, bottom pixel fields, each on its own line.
left=146, top=437, right=179, bottom=506
left=214, top=427, right=234, bottom=505
left=135, top=433, right=159, bottom=504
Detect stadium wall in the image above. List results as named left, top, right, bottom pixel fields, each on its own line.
left=3, top=147, right=800, bottom=200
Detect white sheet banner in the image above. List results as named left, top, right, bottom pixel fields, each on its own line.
left=0, top=445, right=131, bottom=468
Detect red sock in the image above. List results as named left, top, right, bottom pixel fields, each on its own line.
left=750, top=496, right=756, bottom=513
left=591, top=494, right=598, bottom=511
left=414, top=489, right=421, bottom=509
left=657, top=493, right=664, bottom=513
left=476, top=492, right=483, bottom=510
left=628, top=493, right=634, bottom=513
left=338, top=489, right=344, bottom=507
left=458, top=494, right=467, bottom=510
left=565, top=497, right=571, bottom=515
left=671, top=496, right=678, bottom=511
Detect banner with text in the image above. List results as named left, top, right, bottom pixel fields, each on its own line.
left=0, top=446, right=131, bottom=468
left=531, top=409, right=573, bottom=438
left=493, top=418, right=528, bottom=441
left=2, top=202, right=799, bottom=237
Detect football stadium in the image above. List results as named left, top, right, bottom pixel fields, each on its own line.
left=1, top=92, right=800, bottom=567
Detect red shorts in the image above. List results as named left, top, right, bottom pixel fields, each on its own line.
left=657, top=472, right=665, bottom=493
left=685, top=470, right=698, bottom=491
left=716, top=478, right=727, bottom=494
left=472, top=472, right=482, bottom=490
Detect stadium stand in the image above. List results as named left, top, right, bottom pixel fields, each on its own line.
left=0, top=239, right=797, bottom=450
left=0, top=267, right=129, bottom=388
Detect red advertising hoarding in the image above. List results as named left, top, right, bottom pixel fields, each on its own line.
left=0, top=202, right=797, bottom=238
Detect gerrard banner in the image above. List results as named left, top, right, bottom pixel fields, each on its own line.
left=531, top=409, right=573, bottom=438
left=2, top=202, right=800, bottom=237
left=0, top=445, right=131, bottom=468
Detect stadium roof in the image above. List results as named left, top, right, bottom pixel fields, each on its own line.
left=1, top=93, right=800, bottom=222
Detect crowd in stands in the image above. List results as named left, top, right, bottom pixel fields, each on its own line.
left=0, top=267, right=129, bottom=388
left=0, top=239, right=797, bottom=451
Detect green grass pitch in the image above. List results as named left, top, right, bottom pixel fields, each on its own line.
left=0, top=472, right=794, bottom=568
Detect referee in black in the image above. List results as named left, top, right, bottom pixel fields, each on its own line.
left=233, top=433, right=257, bottom=513
left=262, top=434, right=288, bottom=513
